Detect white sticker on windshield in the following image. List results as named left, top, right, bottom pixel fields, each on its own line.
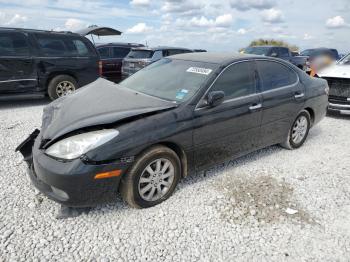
left=186, top=67, right=212, bottom=75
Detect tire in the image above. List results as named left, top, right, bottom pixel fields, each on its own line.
left=47, top=75, right=78, bottom=100
left=120, top=145, right=181, bottom=208
left=280, top=110, right=311, bottom=150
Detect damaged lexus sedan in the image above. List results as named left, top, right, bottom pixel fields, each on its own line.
left=16, top=53, right=329, bottom=209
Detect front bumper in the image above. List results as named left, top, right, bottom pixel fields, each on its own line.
left=16, top=130, right=132, bottom=207
left=328, top=96, right=350, bottom=115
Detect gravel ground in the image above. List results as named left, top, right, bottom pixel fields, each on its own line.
left=0, top=100, right=350, bottom=261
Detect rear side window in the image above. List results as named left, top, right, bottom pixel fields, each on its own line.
left=97, top=47, right=110, bottom=59
left=0, top=32, right=29, bottom=56
left=36, top=34, right=68, bottom=56
left=278, top=48, right=289, bottom=57
left=256, top=60, right=298, bottom=91
left=36, top=34, right=92, bottom=57
left=210, top=62, right=256, bottom=100
left=112, top=47, right=131, bottom=58
left=72, top=39, right=90, bottom=56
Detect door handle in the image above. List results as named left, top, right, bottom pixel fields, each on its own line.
left=294, top=93, right=305, bottom=98
left=249, top=103, right=262, bottom=110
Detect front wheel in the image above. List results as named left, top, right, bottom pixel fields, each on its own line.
left=280, top=111, right=311, bottom=149
left=120, top=145, right=181, bottom=208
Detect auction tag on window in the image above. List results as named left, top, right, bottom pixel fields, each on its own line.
left=186, top=67, right=212, bottom=75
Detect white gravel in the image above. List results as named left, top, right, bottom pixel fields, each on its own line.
left=1, top=100, right=350, bottom=261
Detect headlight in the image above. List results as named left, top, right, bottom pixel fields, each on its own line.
left=46, top=129, right=119, bottom=160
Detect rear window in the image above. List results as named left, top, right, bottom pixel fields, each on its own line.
left=244, top=47, right=271, bottom=56
left=35, top=34, right=93, bottom=57
left=0, top=32, right=29, bottom=56
left=112, top=47, right=131, bottom=58
left=97, top=47, right=110, bottom=59
left=127, top=50, right=154, bottom=59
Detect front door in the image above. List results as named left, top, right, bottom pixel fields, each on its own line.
left=192, top=61, right=262, bottom=170
left=0, top=31, right=37, bottom=94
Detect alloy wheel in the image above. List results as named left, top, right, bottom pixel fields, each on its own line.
left=291, top=115, right=308, bottom=144
left=56, top=81, right=75, bottom=97
left=138, top=158, right=175, bottom=201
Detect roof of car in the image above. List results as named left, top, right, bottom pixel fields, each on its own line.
left=131, top=46, right=192, bottom=51
left=170, top=52, right=265, bottom=64
left=0, top=27, right=78, bottom=36
left=96, top=42, right=144, bottom=47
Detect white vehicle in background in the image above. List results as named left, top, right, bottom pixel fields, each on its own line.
left=318, top=53, right=350, bottom=115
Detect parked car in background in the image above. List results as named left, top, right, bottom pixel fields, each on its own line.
left=96, top=42, right=144, bottom=82
left=17, top=53, right=328, bottom=208
left=244, top=46, right=308, bottom=70
left=122, top=46, right=193, bottom=77
left=0, top=27, right=99, bottom=100
left=301, top=48, right=340, bottom=74
left=317, top=53, right=350, bottom=115
left=300, top=48, right=340, bottom=61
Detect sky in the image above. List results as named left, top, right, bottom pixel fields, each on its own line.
left=0, top=0, right=349, bottom=53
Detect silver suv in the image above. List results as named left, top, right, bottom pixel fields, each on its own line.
left=122, top=46, right=193, bottom=77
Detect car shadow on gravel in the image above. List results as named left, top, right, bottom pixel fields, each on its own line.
left=0, top=98, right=51, bottom=110
left=326, top=112, right=350, bottom=120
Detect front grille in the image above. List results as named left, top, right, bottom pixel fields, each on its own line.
left=323, top=77, right=350, bottom=98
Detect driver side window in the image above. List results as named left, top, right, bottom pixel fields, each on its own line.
left=210, top=62, right=256, bottom=100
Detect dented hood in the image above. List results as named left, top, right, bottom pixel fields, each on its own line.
left=41, top=78, right=176, bottom=140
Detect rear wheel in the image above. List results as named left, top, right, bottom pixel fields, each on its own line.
left=280, top=110, right=311, bottom=149
left=47, top=75, right=78, bottom=100
left=120, top=145, right=181, bottom=208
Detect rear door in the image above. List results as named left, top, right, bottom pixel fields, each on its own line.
left=193, top=61, right=262, bottom=169
left=256, top=60, right=305, bottom=146
left=0, top=31, right=37, bottom=94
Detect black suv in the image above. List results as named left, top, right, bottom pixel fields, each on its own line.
left=96, top=42, right=144, bottom=82
left=0, top=27, right=99, bottom=100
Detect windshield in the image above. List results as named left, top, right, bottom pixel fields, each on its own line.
left=338, top=53, right=350, bottom=65
left=127, top=50, right=154, bottom=59
left=245, top=47, right=270, bottom=55
left=120, top=58, right=218, bottom=102
left=300, top=49, right=314, bottom=56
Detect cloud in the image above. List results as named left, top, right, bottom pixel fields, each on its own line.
left=231, top=0, right=275, bottom=11
left=161, top=0, right=203, bottom=16
left=0, top=13, right=27, bottom=26
left=303, top=33, right=314, bottom=40
left=261, top=8, right=284, bottom=23
left=177, top=14, right=233, bottom=28
left=130, top=0, right=150, bottom=7
left=64, top=18, right=87, bottom=31
left=127, top=22, right=153, bottom=33
left=237, top=28, right=247, bottom=35
left=326, top=16, right=347, bottom=28
left=215, top=14, right=233, bottom=27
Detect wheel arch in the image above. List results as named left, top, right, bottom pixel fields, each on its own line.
left=134, top=141, right=189, bottom=178
left=157, top=142, right=188, bottom=178
left=304, top=107, right=315, bottom=126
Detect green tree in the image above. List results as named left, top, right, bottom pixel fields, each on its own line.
left=246, top=39, right=299, bottom=51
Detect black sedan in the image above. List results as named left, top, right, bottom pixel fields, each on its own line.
left=16, top=53, right=329, bottom=209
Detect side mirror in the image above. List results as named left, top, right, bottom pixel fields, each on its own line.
left=207, top=91, right=225, bottom=107
left=270, top=52, right=278, bottom=57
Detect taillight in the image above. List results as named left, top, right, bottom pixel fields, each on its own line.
left=98, top=61, right=103, bottom=76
